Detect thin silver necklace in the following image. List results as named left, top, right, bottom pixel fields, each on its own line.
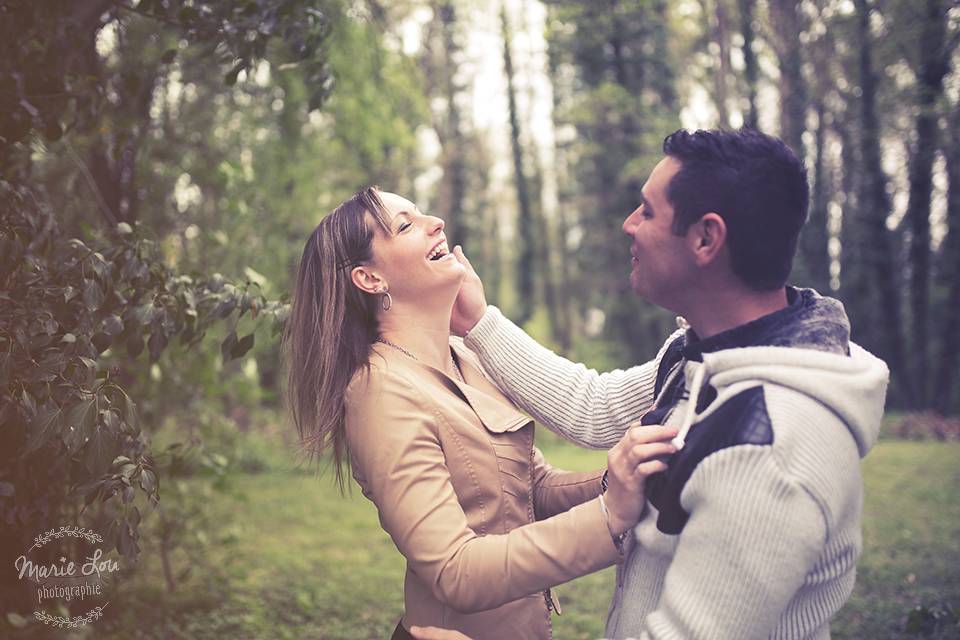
left=376, top=338, right=464, bottom=383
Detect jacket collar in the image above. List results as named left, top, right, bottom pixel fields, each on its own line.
left=373, top=340, right=531, bottom=434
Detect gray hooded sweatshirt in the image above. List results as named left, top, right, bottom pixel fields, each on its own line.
left=464, top=288, right=890, bottom=640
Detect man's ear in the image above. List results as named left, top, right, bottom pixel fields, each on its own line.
left=690, top=213, right=727, bottom=267
left=351, top=265, right=384, bottom=294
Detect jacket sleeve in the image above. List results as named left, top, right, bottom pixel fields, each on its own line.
left=464, top=306, right=677, bottom=449
left=530, top=447, right=605, bottom=521
left=641, top=445, right=828, bottom=640
left=346, top=367, right=623, bottom=614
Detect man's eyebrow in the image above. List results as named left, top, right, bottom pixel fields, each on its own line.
left=641, top=193, right=655, bottom=214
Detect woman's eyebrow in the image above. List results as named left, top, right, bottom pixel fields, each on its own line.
left=391, top=211, right=411, bottom=233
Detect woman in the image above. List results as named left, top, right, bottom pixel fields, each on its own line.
left=284, top=187, right=676, bottom=640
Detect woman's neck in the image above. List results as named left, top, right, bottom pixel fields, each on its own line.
left=377, top=305, right=455, bottom=372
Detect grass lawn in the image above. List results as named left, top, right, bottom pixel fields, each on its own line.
left=10, top=431, right=959, bottom=639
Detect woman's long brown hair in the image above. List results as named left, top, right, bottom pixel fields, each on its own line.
left=283, top=187, right=392, bottom=491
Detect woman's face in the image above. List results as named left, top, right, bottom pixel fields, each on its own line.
left=362, top=192, right=465, bottom=300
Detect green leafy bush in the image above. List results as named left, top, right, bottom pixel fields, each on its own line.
left=0, top=180, right=288, bottom=612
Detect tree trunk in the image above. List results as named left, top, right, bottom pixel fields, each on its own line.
left=904, top=0, right=950, bottom=405
left=854, top=0, right=914, bottom=408
left=737, top=0, right=759, bottom=129
left=770, top=0, right=807, bottom=158
left=502, top=5, right=535, bottom=326
left=932, top=100, right=960, bottom=414
left=422, top=2, right=468, bottom=248
left=798, top=99, right=832, bottom=293
left=714, top=0, right=731, bottom=129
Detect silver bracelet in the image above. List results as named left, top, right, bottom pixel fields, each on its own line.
left=599, top=493, right=626, bottom=548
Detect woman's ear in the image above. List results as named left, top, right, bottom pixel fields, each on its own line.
left=690, top=213, right=727, bottom=267
left=351, top=265, right=384, bottom=294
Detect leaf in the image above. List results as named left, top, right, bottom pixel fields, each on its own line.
left=160, top=49, right=177, bottom=64
left=209, top=273, right=226, bottom=293
left=213, top=297, right=237, bottom=319
left=231, top=333, right=255, bottom=360
left=102, top=407, right=120, bottom=431
left=62, top=397, right=99, bottom=454
left=91, top=252, right=110, bottom=280
left=126, top=331, right=144, bottom=358
left=139, top=468, right=157, bottom=498
left=84, top=427, right=116, bottom=477
left=74, top=477, right=104, bottom=500
left=6, top=613, right=28, bottom=629
left=243, top=266, right=269, bottom=290
left=148, top=327, right=168, bottom=361
left=25, top=402, right=65, bottom=454
left=19, top=389, right=37, bottom=417
left=83, top=279, right=106, bottom=311
left=43, top=317, right=59, bottom=335
left=103, top=313, right=124, bottom=336
left=221, top=330, right=238, bottom=362
left=0, top=351, right=14, bottom=381
left=132, top=301, right=159, bottom=325
left=120, top=256, right=141, bottom=282
left=129, top=506, right=141, bottom=540
left=119, top=389, right=141, bottom=435
left=239, top=291, right=254, bottom=317
left=119, top=520, right=140, bottom=561
left=101, top=520, right=119, bottom=553
left=225, top=63, right=243, bottom=86
left=92, top=332, right=112, bottom=354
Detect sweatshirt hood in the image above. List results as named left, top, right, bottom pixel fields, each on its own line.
left=674, top=289, right=889, bottom=458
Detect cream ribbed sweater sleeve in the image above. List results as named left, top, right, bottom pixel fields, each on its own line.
left=463, top=306, right=677, bottom=450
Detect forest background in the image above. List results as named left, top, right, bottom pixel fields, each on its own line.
left=1, top=0, right=959, bottom=637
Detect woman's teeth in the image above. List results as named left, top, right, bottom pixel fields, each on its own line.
left=428, top=243, right=449, bottom=261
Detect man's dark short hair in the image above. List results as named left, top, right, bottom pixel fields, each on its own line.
left=662, top=129, right=809, bottom=291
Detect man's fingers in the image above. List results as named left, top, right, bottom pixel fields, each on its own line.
left=635, top=458, right=670, bottom=477
left=624, top=441, right=676, bottom=470
left=410, top=626, right=472, bottom=640
left=625, top=423, right=679, bottom=444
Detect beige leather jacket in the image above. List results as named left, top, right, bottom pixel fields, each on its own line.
left=345, top=338, right=623, bottom=640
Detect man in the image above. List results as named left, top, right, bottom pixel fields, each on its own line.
left=415, top=129, right=889, bottom=639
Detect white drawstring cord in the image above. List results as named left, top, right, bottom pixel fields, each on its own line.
left=672, top=363, right=707, bottom=451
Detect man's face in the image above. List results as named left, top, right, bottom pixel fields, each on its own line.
left=621, top=156, right=696, bottom=311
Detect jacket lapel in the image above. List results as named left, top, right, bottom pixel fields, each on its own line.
left=451, top=342, right=532, bottom=434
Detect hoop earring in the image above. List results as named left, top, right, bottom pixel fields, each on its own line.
left=381, top=291, right=392, bottom=311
